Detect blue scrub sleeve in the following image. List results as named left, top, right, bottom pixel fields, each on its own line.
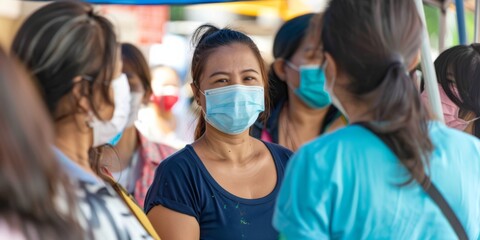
left=273, top=147, right=333, bottom=239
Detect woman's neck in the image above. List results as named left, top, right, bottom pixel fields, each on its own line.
left=151, top=104, right=176, bottom=134
left=195, top=126, right=255, bottom=166
left=340, top=100, right=372, bottom=124
left=54, top=120, right=96, bottom=176
left=110, top=126, right=138, bottom=172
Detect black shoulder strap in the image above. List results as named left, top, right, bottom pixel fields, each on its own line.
left=355, top=122, right=468, bottom=240
left=320, top=105, right=341, bottom=134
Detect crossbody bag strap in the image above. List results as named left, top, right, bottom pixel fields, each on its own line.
left=355, top=122, right=468, bottom=240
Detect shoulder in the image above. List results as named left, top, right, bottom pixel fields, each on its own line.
left=289, top=125, right=382, bottom=173
left=428, top=121, right=480, bottom=158
left=149, top=145, right=205, bottom=196
left=429, top=121, right=480, bottom=146
left=262, top=140, right=293, bottom=166
left=154, top=146, right=200, bottom=180
left=144, top=146, right=204, bottom=218
left=304, top=125, right=376, bottom=152
left=158, top=146, right=195, bottom=166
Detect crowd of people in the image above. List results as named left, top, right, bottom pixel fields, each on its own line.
left=0, top=0, right=479, bottom=239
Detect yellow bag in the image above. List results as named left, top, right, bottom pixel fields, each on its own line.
left=105, top=176, right=160, bottom=240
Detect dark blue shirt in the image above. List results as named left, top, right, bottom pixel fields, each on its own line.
left=144, top=141, right=292, bottom=240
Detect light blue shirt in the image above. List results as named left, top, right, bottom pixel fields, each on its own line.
left=52, top=146, right=103, bottom=185
left=274, top=122, right=480, bottom=239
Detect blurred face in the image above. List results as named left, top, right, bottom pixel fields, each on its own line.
left=194, top=43, right=264, bottom=112
left=284, top=37, right=323, bottom=90
left=150, top=67, right=180, bottom=112
left=126, top=72, right=146, bottom=94
left=151, top=67, right=180, bottom=94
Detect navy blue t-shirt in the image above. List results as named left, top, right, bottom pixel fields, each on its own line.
left=144, top=141, right=292, bottom=240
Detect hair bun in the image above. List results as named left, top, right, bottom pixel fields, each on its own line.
left=191, top=24, right=221, bottom=48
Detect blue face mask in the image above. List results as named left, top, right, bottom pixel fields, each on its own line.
left=286, top=62, right=332, bottom=109
left=109, top=131, right=123, bottom=146
left=202, top=85, right=265, bottom=135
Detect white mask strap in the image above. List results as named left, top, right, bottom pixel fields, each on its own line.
left=285, top=61, right=300, bottom=72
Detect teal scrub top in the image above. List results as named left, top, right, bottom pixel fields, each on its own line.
left=274, top=122, right=480, bottom=239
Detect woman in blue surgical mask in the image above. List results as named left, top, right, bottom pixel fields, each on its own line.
left=274, top=0, right=480, bottom=239
left=251, top=13, right=347, bottom=151
left=145, top=24, right=293, bottom=240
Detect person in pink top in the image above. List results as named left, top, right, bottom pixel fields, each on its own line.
left=421, top=44, right=480, bottom=137
left=107, top=43, right=177, bottom=207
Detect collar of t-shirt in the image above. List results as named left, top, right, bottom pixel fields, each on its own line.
left=52, top=146, right=104, bottom=185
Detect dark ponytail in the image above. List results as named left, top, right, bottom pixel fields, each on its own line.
left=190, top=24, right=270, bottom=140
left=322, top=0, right=433, bottom=185
left=194, top=111, right=207, bottom=141
left=368, top=62, right=432, bottom=184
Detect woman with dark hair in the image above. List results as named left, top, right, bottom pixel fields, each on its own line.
left=274, top=0, right=480, bottom=239
left=422, top=44, right=480, bottom=137
left=251, top=13, right=346, bottom=151
left=145, top=24, right=292, bottom=239
left=11, top=2, right=159, bottom=239
left=107, top=43, right=176, bottom=207
left=0, top=47, right=83, bottom=240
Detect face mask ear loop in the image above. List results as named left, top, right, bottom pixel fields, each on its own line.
left=321, top=60, right=328, bottom=71
left=284, top=61, right=300, bottom=92
left=193, top=81, right=206, bottom=96
left=466, top=116, right=480, bottom=124
left=285, top=60, right=300, bottom=72
left=285, top=61, right=300, bottom=72
left=193, top=81, right=207, bottom=116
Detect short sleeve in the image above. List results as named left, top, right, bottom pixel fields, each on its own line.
left=144, top=154, right=201, bottom=221
left=273, top=144, right=334, bottom=239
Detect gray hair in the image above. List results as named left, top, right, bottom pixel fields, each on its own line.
left=12, top=1, right=118, bottom=119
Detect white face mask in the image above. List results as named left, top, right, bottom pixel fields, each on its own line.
left=88, top=73, right=131, bottom=147
left=125, top=92, right=144, bottom=128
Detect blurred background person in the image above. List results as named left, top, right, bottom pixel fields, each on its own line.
left=0, top=47, right=83, bottom=240
left=107, top=43, right=176, bottom=207
left=11, top=2, right=159, bottom=239
left=137, top=65, right=188, bottom=149
left=274, top=0, right=480, bottom=239
left=145, top=25, right=292, bottom=240
left=251, top=13, right=346, bottom=151
left=422, top=44, right=480, bottom=137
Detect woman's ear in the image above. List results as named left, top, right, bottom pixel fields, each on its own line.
left=272, top=59, right=287, bottom=82
left=408, top=50, right=421, bottom=71
left=71, top=76, right=91, bottom=114
left=190, top=82, right=201, bottom=107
